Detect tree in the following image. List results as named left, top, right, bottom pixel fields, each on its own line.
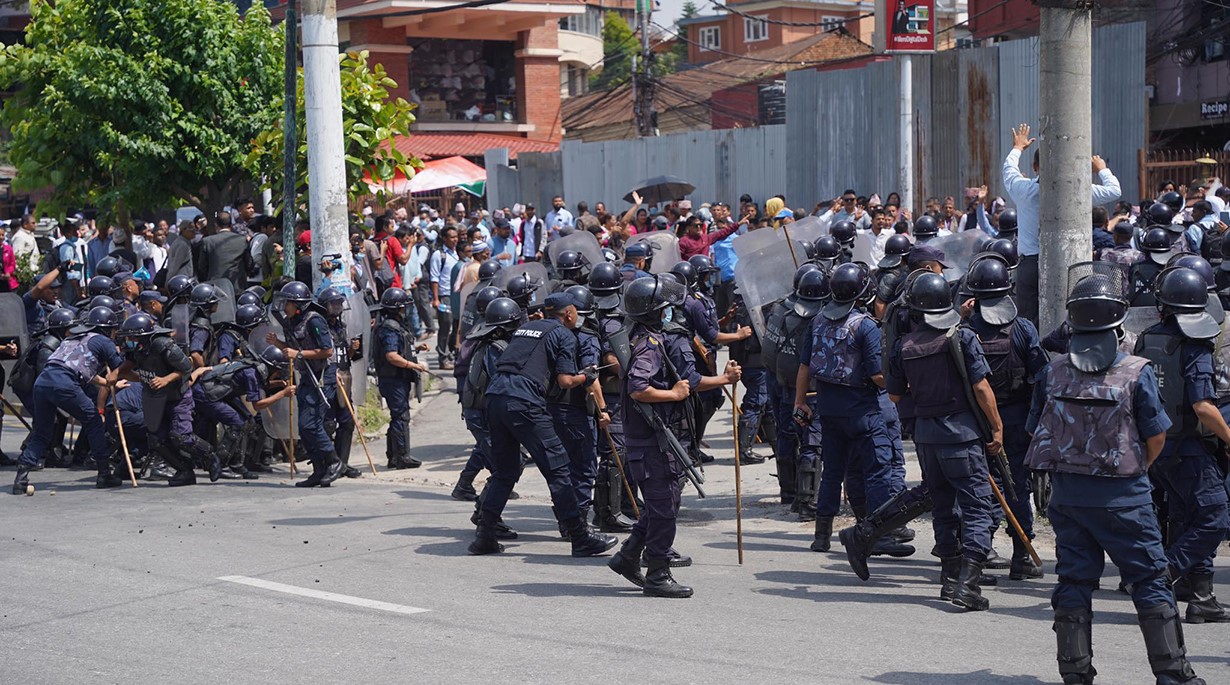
left=590, top=12, right=639, bottom=91
left=671, top=1, right=699, bottom=66
left=0, top=0, right=284, bottom=222
left=245, top=50, right=420, bottom=209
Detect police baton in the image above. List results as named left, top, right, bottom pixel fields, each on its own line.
left=0, top=394, right=32, bottom=432
left=988, top=464, right=1042, bottom=567
left=336, top=381, right=378, bottom=477
left=106, top=387, right=138, bottom=488
left=732, top=383, right=744, bottom=565
left=600, top=426, right=639, bottom=519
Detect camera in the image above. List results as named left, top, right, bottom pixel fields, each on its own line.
left=321, top=253, right=343, bottom=273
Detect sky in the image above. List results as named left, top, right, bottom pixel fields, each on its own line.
left=655, top=0, right=693, bottom=25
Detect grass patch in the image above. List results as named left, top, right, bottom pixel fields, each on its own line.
left=357, top=391, right=390, bottom=434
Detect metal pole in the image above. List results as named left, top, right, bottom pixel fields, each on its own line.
left=899, top=54, right=914, bottom=216
left=1038, top=5, right=1093, bottom=337
left=282, top=0, right=298, bottom=279
left=302, top=0, right=354, bottom=293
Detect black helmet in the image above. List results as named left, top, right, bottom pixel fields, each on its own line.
left=236, top=303, right=267, bottom=329
left=167, top=275, right=197, bottom=302
left=688, top=254, right=718, bottom=275
left=81, top=305, right=119, bottom=332
left=793, top=269, right=829, bottom=318
left=670, top=260, right=697, bottom=289
left=278, top=281, right=313, bottom=305
left=95, top=256, right=123, bottom=278
left=486, top=297, right=523, bottom=328
left=46, top=307, right=76, bottom=333
left=813, top=235, right=841, bottom=262
left=823, top=262, right=871, bottom=320
left=830, top=220, right=857, bottom=247
left=317, top=286, right=347, bottom=317
left=243, top=285, right=267, bottom=301
left=587, top=262, right=622, bottom=294
left=87, top=275, right=117, bottom=298
left=986, top=239, right=1018, bottom=269
left=1160, top=191, right=1184, bottom=213
left=566, top=285, right=595, bottom=316
left=799, top=239, right=817, bottom=261
left=1157, top=267, right=1210, bottom=314
left=556, top=250, right=588, bottom=280
left=997, top=208, right=1018, bottom=233
left=259, top=344, right=289, bottom=374
left=478, top=260, right=502, bottom=282
left=88, top=295, right=117, bottom=312
left=507, top=274, right=538, bottom=306
left=877, top=234, right=913, bottom=269
left=120, top=312, right=158, bottom=338
left=190, top=283, right=223, bottom=309
left=907, top=271, right=961, bottom=329
left=236, top=291, right=263, bottom=307
left=379, top=287, right=411, bottom=310
left=475, top=286, right=505, bottom=314
left=1141, top=227, right=1174, bottom=265
left=602, top=247, right=618, bottom=263
left=792, top=262, right=820, bottom=290
left=1066, top=262, right=1128, bottom=333
left=966, top=255, right=1013, bottom=298
left=1169, top=254, right=1216, bottom=290
left=624, top=275, right=686, bottom=326
left=913, top=214, right=939, bottom=238
left=1145, top=202, right=1175, bottom=227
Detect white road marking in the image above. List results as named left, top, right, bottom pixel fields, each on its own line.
left=217, top=576, right=431, bottom=615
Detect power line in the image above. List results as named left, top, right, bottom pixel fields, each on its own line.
left=651, top=20, right=867, bottom=66
left=706, top=1, right=875, bottom=29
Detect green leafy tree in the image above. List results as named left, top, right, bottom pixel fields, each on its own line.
left=590, top=12, right=639, bottom=91
left=0, top=0, right=284, bottom=222
left=671, top=1, right=699, bottom=66
left=246, top=50, right=420, bottom=209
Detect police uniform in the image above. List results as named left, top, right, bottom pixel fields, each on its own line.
left=594, top=308, right=638, bottom=527
left=458, top=334, right=507, bottom=513
left=191, top=358, right=262, bottom=480
left=1098, top=243, right=1144, bottom=268
left=682, top=290, right=725, bottom=459
left=375, top=311, right=420, bottom=469
left=1027, top=351, right=1205, bottom=684
left=764, top=298, right=820, bottom=514
left=286, top=306, right=343, bottom=481
left=547, top=322, right=601, bottom=522
left=189, top=310, right=216, bottom=365
left=324, top=312, right=356, bottom=475
left=216, top=326, right=246, bottom=363
left=619, top=263, right=650, bottom=283
left=728, top=295, right=772, bottom=465
left=1129, top=261, right=1164, bottom=307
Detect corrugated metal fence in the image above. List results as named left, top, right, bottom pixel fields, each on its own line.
left=490, top=22, right=1146, bottom=213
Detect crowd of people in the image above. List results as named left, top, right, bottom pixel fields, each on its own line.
left=3, top=122, right=1229, bottom=684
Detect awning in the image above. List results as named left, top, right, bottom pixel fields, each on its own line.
left=391, top=132, right=559, bottom=160
left=366, top=155, right=487, bottom=195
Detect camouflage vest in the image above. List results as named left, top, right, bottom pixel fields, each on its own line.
left=47, top=332, right=106, bottom=384
left=1025, top=355, right=1149, bottom=477
left=808, top=311, right=870, bottom=388
left=1098, top=245, right=1143, bottom=269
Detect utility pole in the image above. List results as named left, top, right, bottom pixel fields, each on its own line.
left=635, top=0, right=656, bottom=137
left=1037, top=2, right=1093, bottom=336
left=301, top=0, right=353, bottom=292
left=281, top=0, right=298, bottom=279
left=898, top=54, right=913, bottom=216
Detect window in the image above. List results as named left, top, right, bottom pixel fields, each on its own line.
left=744, top=16, right=768, bottom=43
left=822, top=16, right=845, bottom=31
left=562, top=64, right=588, bottom=97
left=698, top=26, right=721, bottom=52
left=559, top=7, right=604, bottom=38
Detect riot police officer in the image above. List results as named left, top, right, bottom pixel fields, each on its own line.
left=912, top=215, right=940, bottom=244
left=1135, top=267, right=1230, bottom=625
left=374, top=287, right=429, bottom=470
left=457, top=260, right=503, bottom=339
left=996, top=208, right=1018, bottom=240
left=268, top=281, right=344, bottom=488
left=1129, top=228, right=1174, bottom=307
left=12, top=306, right=126, bottom=494
left=217, top=303, right=266, bottom=364
left=812, top=236, right=841, bottom=274
left=188, top=283, right=225, bottom=368
left=877, top=233, right=913, bottom=276
left=552, top=250, right=589, bottom=290
left=620, top=243, right=651, bottom=282
left=829, top=221, right=857, bottom=263
left=887, top=272, right=1002, bottom=611
left=590, top=261, right=638, bottom=531
left=469, top=290, right=616, bottom=557
left=317, top=287, right=359, bottom=479
left=452, top=285, right=512, bottom=500
left=727, top=289, right=772, bottom=466
left=1027, top=266, right=1207, bottom=685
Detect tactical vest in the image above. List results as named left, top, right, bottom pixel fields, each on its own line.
left=289, top=310, right=330, bottom=379
left=728, top=301, right=762, bottom=367
left=880, top=297, right=911, bottom=393
left=1134, top=328, right=1206, bottom=439
left=974, top=321, right=1030, bottom=406
left=10, top=333, right=61, bottom=396
left=326, top=317, right=350, bottom=370
left=47, top=332, right=107, bottom=384
left=760, top=301, right=788, bottom=378
left=494, top=318, right=566, bottom=392
left=1099, top=246, right=1142, bottom=269
left=374, top=317, right=414, bottom=380
left=899, top=327, right=972, bottom=418
left=458, top=290, right=481, bottom=339
left=217, top=328, right=246, bottom=361
left=1025, top=355, right=1150, bottom=477
left=598, top=315, right=625, bottom=394
left=462, top=340, right=507, bottom=410
left=198, top=360, right=256, bottom=402
left=774, top=309, right=812, bottom=388
left=134, top=335, right=192, bottom=398
left=808, top=311, right=871, bottom=388
left=548, top=329, right=594, bottom=407
left=190, top=315, right=216, bottom=364
left=1128, top=262, right=1162, bottom=307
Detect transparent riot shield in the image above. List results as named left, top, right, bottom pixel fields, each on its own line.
left=250, top=319, right=298, bottom=440
left=928, top=230, right=991, bottom=283
left=343, top=291, right=371, bottom=407
left=627, top=232, right=680, bottom=274
left=169, top=303, right=190, bottom=349
left=734, top=240, right=797, bottom=339
left=208, top=279, right=236, bottom=325
left=1123, top=306, right=1162, bottom=337
left=492, top=262, right=550, bottom=308
left=0, top=293, right=29, bottom=384
left=545, top=231, right=604, bottom=274
left=852, top=232, right=875, bottom=265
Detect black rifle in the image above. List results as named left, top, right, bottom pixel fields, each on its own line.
left=630, top=337, right=707, bottom=498
left=946, top=326, right=1016, bottom=503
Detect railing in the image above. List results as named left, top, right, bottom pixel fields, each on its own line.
left=1139, top=148, right=1230, bottom=201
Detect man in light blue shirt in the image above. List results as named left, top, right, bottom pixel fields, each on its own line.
left=1002, top=123, right=1122, bottom=326
left=544, top=195, right=574, bottom=242
left=489, top=218, right=519, bottom=268
left=430, top=226, right=461, bottom=368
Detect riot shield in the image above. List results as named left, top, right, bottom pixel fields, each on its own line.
left=250, top=320, right=298, bottom=440
left=787, top=216, right=827, bottom=244
left=1123, top=307, right=1161, bottom=337
left=734, top=240, right=796, bottom=339
left=626, top=232, right=680, bottom=274
left=545, top=231, right=604, bottom=274
left=208, top=279, right=236, bottom=325
left=0, top=293, right=29, bottom=387
left=492, top=262, right=550, bottom=309
left=927, top=230, right=990, bottom=283
left=852, top=232, right=875, bottom=266
left=169, top=303, right=190, bottom=349
left=344, top=291, right=371, bottom=407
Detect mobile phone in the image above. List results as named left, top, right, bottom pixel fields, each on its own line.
left=1220, top=211, right=1230, bottom=225
left=792, top=407, right=809, bottom=426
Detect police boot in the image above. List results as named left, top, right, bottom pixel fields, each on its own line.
left=809, top=516, right=833, bottom=553
left=777, top=455, right=797, bottom=506
left=146, top=455, right=174, bottom=481
left=217, top=427, right=248, bottom=480
left=952, top=558, right=990, bottom=611
left=596, top=466, right=635, bottom=533
left=11, top=465, right=30, bottom=495
left=1053, top=607, right=1096, bottom=685
left=608, top=534, right=646, bottom=588
left=469, top=507, right=518, bottom=540
left=152, top=438, right=196, bottom=487
left=796, top=461, right=818, bottom=523
left=1183, top=573, right=1230, bottom=624
left=643, top=559, right=693, bottom=599
left=451, top=471, right=479, bottom=501
left=295, top=456, right=326, bottom=488
left=639, top=548, right=694, bottom=568
left=468, top=510, right=505, bottom=555
left=839, top=493, right=926, bottom=581
left=1009, top=531, right=1043, bottom=581
left=1138, top=603, right=1205, bottom=685
left=335, top=422, right=359, bottom=479
left=939, top=556, right=963, bottom=601
left=174, top=433, right=221, bottom=482
left=984, top=547, right=1010, bottom=570
left=95, top=463, right=124, bottom=489
left=567, top=518, right=617, bottom=557
left=736, top=416, right=765, bottom=465
left=319, top=453, right=344, bottom=487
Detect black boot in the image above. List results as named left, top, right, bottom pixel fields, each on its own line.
left=295, top=456, right=325, bottom=488
left=736, top=416, right=765, bottom=465
left=1138, top=603, right=1205, bottom=684
left=567, top=517, right=617, bottom=557
left=1009, top=531, right=1043, bottom=580
left=777, top=455, right=797, bottom=506
left=952, top=558, right=990, bottom=611
left=95, top=465, right=124, bottom=489
left=869, top=537, right=916, bottom=558
left=639, top=548, right=693, bottom=568
left=809, top=516, right=833, bottom=552
left=984, top=547, right=1010, bottom=570
left=146, top=456, right=173, bottom=481
left=643, top=559, right=693, bottom=598
left=319, top=453, right=344, bottom=487
left=796, top=461, right=818, bottom=523
left=11, top=465, right=30, bottom=495
left=1053, top=607, right=1096, bottom=685
left=469, top=508, right=518, bottom=540
left=217, top=427, right=249, bottom=479
left=595, top=465, right=635, bottom=533
left=939, top=556, right=962, bottom=601
left=608, top=535, right=646, bottom=588
left=1184, top=573, right=1229, bottom=624
left=451, top=471, right=479, bottom=501
left=468, top=510, right=505, bottom=555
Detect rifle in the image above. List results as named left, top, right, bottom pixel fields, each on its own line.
left=947, top=326, right=1016, bottom=503
left=631, top=335, right=707, bottom=497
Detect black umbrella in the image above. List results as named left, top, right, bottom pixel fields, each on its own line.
left=624, top=175, right=696, bottom=205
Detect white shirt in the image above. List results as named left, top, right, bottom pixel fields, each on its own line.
left=859, top=228, right=893, bottom=265
left=10, top=228, right=38, bottom=264
left=1002, top=148, right=1122, bottom=257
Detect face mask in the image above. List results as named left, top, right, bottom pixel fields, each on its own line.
left=572, top=315, right=585, bottom=330
left=123, top=340, right=139, bottom=352
left=661, top=308, right=673, bottom=324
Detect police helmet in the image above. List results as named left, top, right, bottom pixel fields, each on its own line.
left=235, top=303, right=267, bottom=329
left=478, top=260, right=502, bottom=282
left=88, top=275, right=117, bottom=298
left=1145, top=202, right=1175, bottom=228
left=95, top=256, right=122, bottom=278
left=813, top=236, right=841, bottom=263
left=587, top=262, right=622, bottom=294
left=792, top=263, right=820, bottom=290
left=120, top=312, right=158, bottom=338
left=602, top=247, right=618, bottom=264
left=997, top=209, right=1018, bottom=233
left=565, top=285, right=596, bottom=316
left=45, top=307, right=76, bottom=334
left=485, top=297, right=523, bottom=330
left=507, top=274, right=537, bottom=306
left=167, top=275, right=197, bottom=302
left=80, top=305, right=119, bottom=333
left=1066, top=265, right=1128, bottom=333
left=236, top=291, right=263, bottom=308
left=907, top=271, right=961, bottom=329
left=243, top=285, right=267, bottom=301
left=316, top=286, right=347, bottom=317
left=830, top=220, right=857, bottom=247
left=1141, top=227, right=1174, bottom=265
left=555, top=250, right=588, bottom=280
left=913, top=215, right=939, bottom=238
left=624, top=275, right=687, bottom=326
left=475, top=286, right=506, bottom=315
left=1168, top=254, right=1216, bottom=290
left=799, top=239, right=817, bottom=261
left=259, top=344, right=290, bottom=374
left=88, top=295, right=117, bottom=312
left=985, top=239, right=1019, bottom=269
left=877, top=234, right=913, bottom=269
left=966, top=255, right=1013, bottom=298
left=379, top=287, right=412, bottom=310
left=688, top=254, right=718, bottom=275
left=822, top=262, right=872, bottom=320
left=670, top=260, right=697, bottom=289
left=278, top=281, right=313, bottom=305
left=189, top=283, right=223, bottom=309
left=793, top=269, right=829, bottom=318
left=1157, top=266, right=1220, bottom=339
left=1160, top=191, right=1184, bottom=213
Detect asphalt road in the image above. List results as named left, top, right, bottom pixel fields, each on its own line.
left=2, top=374, right=1229, bottom=685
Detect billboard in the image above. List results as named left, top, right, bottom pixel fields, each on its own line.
left=876, top=0, right=937, bottom=54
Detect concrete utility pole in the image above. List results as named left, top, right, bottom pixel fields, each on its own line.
left=898, top=54, right=913, bottom=216
left=301, top=0, right=353, bottom=292
left=635, top=0, right=656, bottom=137
left=282, top=0, right=298, bottom=279
left=1037, top=2, right=1093, bottom=337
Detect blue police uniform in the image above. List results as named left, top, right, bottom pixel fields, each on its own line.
left=728, top=296, right=771, bottom=464
left=682, top=291, right=725, bottom=459
left=761, top=299, right=811, bottom=505
left=661, top=320, right=703, bottom=463
left=459, top=337, right=507, bottom=502
left=287, top=308, right=339, bottom=468
left=22, top=291, right=57, bottom=333
left=548, top=326, right=601, bottom=513
left=216, top=328, right=245, bottom=363
left=619, top=263, right=650, bottom=283
left=324, top=315, right=356, bottom=469
left=375, top=313, right=418, bottom=467
left=597, top=313, right=635, bottom=519
left=189, top=313, right=214, bottom=364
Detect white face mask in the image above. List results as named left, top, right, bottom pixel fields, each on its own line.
left=661, top=307, right=673, bottom=324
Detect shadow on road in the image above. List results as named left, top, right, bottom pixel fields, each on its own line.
left=490, top=582, right=633, bottom=598
left=867, top=670, right=1047, bottom=684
